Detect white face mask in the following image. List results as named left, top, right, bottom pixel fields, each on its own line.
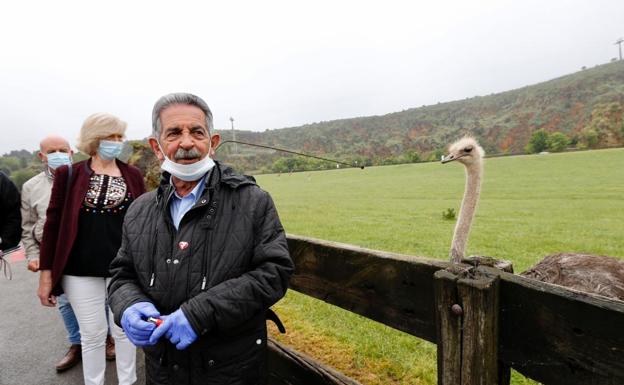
left=158, top=143, right=215, bottom=182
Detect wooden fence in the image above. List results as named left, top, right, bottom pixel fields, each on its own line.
left=266, top=235, right=624, bottom=385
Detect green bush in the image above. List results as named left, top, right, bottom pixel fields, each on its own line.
left=442, top=208, right=456, bottom=220
left=525, top=129, right=549, bottom=153
left=10, top=168, right=40, bottom=190
left=547, top=132, right=570, bottom=152
left=428, top=149, right=445, bottom=162
left=404, top=151, right=421, bottom=163
left=580, top=129, right=600, bottom=149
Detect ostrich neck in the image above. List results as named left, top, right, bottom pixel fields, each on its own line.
left=450, top=162, right=482, bottom=263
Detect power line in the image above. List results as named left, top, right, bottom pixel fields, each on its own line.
left=616, top=38, right=623, bottom=61
left=216, top=140, right=365, bottom=169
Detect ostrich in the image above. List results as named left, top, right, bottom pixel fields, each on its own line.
left=520, top=253, right=624, bottom=300
left=442, top=137, right=624, bottom=300
left=441, top=137, right=485, bottom=264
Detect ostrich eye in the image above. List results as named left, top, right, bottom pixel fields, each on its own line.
left=464, top=147, right=473, bottom=153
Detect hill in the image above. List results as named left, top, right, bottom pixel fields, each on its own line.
left=215, top=61, right=624, bottom=172
left=2, top=61, right=623, bottom=182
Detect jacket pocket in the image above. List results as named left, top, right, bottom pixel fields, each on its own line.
left=143, top=344, right=170, bottom=385
left=199, top=326, right=268, bottom=384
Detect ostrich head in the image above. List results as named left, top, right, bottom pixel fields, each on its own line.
left=441, top=137, right=485, bottom=166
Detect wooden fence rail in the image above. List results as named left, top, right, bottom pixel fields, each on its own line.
left=268, top=338, right=363, bottom=385
left=268, top=235, right=624, bottom=385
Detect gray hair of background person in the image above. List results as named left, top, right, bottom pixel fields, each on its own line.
left=76, top=113, right=127, bottom=155
left=151, top=93, right=214, bottom=141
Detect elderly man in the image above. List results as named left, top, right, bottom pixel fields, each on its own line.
left=21, top=135, right=116, bottom=371
left=108, top=93, right=293, bottom=385
left=21, top=135, right=84, bottom=372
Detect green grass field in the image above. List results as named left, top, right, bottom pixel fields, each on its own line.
left=255, top=148, right=624, bottom=385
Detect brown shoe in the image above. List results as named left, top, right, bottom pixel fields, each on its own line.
left=55, top=344, right=81, bottom=372
left=106, top=335, right=116, bottom=361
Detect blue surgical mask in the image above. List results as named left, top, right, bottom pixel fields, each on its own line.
left=98, top=140, right=123, bottom=160
left=47, top=152, right=72, bottom=170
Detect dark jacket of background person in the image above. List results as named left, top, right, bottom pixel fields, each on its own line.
left=0, top=171, right=22, bottom=251
left=40, top=159, right=145, bottom=296
left=108, top=163, right=294, bottom=385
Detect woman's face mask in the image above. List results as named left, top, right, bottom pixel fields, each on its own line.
left=98, top=140, right=124, bottom=160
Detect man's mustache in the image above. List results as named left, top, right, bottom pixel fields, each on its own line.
left=174, top=148, right=202, bottom=160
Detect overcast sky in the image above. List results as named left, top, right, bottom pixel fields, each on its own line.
left=0, top=0, right=622, bottom=154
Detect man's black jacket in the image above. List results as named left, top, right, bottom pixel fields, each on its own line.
left=108, top=163, right=294, bottom=385
left=0, top=171, right=21, bottom=251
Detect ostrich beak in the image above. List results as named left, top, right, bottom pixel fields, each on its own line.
left=441, top=153, right=469, bottom=164
left=441, top=154, right=456, bottom=164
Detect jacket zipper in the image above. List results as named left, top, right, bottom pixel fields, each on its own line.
left=200, top=224, right=214, bottom=291
left=149, top=186, right=174, bottom=288
left=195, top=170, right=218, bottom=292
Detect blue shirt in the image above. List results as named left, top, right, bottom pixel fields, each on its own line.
left=169, top=174, right=207, bottom=230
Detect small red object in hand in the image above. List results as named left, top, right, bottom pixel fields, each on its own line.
left=147, top=317, right=163, bottom=327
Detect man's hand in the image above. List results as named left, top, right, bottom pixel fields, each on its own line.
left=37, top=270, right=56, bottom=307
left=149, top=309, right=198, bottom=350
left=27, top=258, right=40, bottom=272
left=121, top=302, right=161, bottom=346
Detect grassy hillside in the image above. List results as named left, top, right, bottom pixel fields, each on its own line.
left=4, top=61, right=622, bottom=182
left=217, top=61, right=624, bottom=172
left=259, top=148, right=624, bottom=385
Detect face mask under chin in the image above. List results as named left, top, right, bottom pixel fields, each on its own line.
left=158, top=143, right=215, bottom=182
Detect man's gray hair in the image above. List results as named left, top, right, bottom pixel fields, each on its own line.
left=152, top=93, right=214, bottom=141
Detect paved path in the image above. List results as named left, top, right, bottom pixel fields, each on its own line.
left=0, top=248, right=145, bottom=385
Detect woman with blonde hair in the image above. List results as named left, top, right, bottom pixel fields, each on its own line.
left=38, top=112, right=145, bottom=385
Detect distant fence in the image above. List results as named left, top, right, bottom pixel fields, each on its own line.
left=266, top=235, right=624, bottom=385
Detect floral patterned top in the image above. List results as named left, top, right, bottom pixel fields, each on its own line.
left=65, top=174, right=134, bottom=277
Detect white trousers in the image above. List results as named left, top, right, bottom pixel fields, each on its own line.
left=62, top=275, right=137, bottom=385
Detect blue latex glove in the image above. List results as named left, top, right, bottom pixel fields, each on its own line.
left=121, top=302, right=161, bottom=347
left=149, top=308, right=198, bottom=350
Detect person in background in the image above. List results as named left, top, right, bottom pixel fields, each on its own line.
left=108, top=93, right=293, bottom=385
left=0, top=170, right=21, bottom=254
left=38, top=113, right=145, bottom=385
left=22, top=135, right=82, bottom=371
left=21, top=134, right=117, bottom=371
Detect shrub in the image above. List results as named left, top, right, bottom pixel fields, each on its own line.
left=442, top=208, right=456, bottom=220
left=428, top=149, right=445, bottom=162
left=580, top=129, right=600, bottom=149
left=547, top=132, right=570, bottom=152
left=10, top=168, right=39, bottom=191
left=404, top=151, right=421, bottom=163
left=525, top=129, right=549, bottom=153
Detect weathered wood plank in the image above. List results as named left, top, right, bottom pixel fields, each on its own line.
left=267, top=338, right=362, bottom=385
left=287, top=235, right=446, bottom=342
left=434, top=270, right=462, bottom=385
left=457, top=274, right=500, bottom=385
left=484, top=267, right=624, bottom=385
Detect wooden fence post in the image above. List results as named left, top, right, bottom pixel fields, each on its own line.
left=457, top=273, right=501, bottom=385
left=434, top=270, right=462, bottom=385
left=435, top=269, right=508, bottom=385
